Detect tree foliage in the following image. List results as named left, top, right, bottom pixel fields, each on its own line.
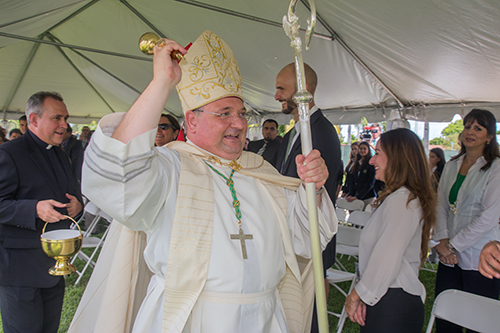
left=441, top=119, right=463, bottom=136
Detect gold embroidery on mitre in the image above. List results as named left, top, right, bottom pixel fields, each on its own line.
left=177, top=30, right=243, bottom=113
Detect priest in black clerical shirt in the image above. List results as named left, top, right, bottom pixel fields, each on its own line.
left=0, top=91, right=83, bottom=333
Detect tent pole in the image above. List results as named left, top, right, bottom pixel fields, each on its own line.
left=42, top=0, right=100, bottom=33
left=46, top=34, right=116, bottom=114
left=0, top=32, right=150, bottom=62
left=0, top=1, right=90, bottom=29
left=50, top=36, right=179, bottom=117
left=424, top=121, right=429, bottom=153
left=175, top=0, right=332, bottom=40
left=119, top=0, right=168, bottom=38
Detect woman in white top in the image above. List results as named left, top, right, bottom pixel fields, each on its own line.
left=345, top=128, right=436, bottom=332
left=433, top=109, right=500, bottom=333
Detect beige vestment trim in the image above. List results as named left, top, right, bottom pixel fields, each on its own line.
left=70, top=140, right=317, bottom=333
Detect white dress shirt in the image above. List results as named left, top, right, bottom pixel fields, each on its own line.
left=434, top=155, right=500, bottom=270
left=355, top=187, right=426, bottom=306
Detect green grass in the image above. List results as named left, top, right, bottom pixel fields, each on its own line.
left=0, top=251, right=439, bottom=332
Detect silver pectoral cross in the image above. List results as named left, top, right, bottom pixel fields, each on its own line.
left=230, top=228, right=253, bottom=259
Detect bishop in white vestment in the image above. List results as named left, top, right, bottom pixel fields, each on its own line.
left=70, top=30, right=337, bottom=333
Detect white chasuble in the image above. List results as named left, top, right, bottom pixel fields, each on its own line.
left=73, top=113, right=337, bottom=333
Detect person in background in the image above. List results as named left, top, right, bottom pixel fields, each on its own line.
left=429, top=147, right=446, bottom=192
left=247, top=119, right=281, bottom=168
left=0, top=127, right=7, bottom=145
left=342, top=141, right=359, bottom=197
left=345, top=141, right=376, bottom=209
left=9, top=128, right=22, bottom=140
left=369, top=123, right=381, bottom=148
left=18, top=115, right=27, bottom=134
left=336, top=159, right=344, bottom=199
left=433, top=109, right=500, bottom=332
left=62, top=124, right=84, bottom=184
left=345, top=128, right=436, bottom=332
left=155, top=113, right=180, bottom=147
left=79, top=126, right=90, bottom=149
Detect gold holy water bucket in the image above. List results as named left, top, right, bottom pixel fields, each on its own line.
left=40, top=216, right=83, bottom=276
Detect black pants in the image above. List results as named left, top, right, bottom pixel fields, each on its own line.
left=435, top=263, right=500, bottom=333
left=0, top=277, right=65, bottom=333
left=360, top=288, right=424, bottom=333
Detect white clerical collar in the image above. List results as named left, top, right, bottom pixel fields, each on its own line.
left=46, top=145, right=53, bottom=150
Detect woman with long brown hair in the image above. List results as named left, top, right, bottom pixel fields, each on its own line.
left=433, top=109, right=500, bottom=332
left=345, top=141, right=377, bottom=208
left=345, top=128, right=436, bottom=332
left=342, top=141, right=359, bottom=196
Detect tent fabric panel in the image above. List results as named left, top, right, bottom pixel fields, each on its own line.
left=0, top=0, right=86, bottom=47
left=319, top=0, right=500, bottom=104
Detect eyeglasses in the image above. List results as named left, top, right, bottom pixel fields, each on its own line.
left=194, top=109, right=250, bottom=123
left=371, top=129, right=379, bottom=133
left=158, top=123, right=178, bottom=131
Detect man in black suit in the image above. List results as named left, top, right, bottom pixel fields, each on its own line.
left=0, top=91, right=83, bottom=333
left=62, top=124, right=84, bottom=184
left=247, top=119, right=281, bottom=168
left=275, top=63, right=341, bottom=333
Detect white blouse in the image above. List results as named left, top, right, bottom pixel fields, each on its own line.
left=355, top=187, right=426, bottom=306
left=434, top=155, right=500, bottom=270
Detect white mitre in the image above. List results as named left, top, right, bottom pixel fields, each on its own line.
left=176, top=30, right=243, bottom=113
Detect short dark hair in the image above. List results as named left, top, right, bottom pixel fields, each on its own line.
left=263, top=119, right=278, bottom=128
left=9, top=128, right=22, bottom=136
left=26, top=91, right=63, bottom=125
left=19, top=115, right=27, bottom=122
left=160, top=113, right=180, bottom=131
left=66, top=124, right=73, bottom=133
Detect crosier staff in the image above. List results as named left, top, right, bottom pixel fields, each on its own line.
left=282, top=1, right=328, bottom=332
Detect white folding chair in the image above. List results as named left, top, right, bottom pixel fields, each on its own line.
left=335, top=208, right=347, bottom=225
left=425, top=289, right=500, bottom=333
left=421, top=240, right=439, bottom=272
left=346, top=211, right=371, bottom=228
left=335, top=225, right=362, bottom=271
left=71, top=204, right=113, bottom=285
left=326, top=268, right=357, bottom=333
left=337, top=197, right=364, bottom=212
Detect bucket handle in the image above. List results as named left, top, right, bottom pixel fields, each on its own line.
left=42, top=215, right=82, bottom=235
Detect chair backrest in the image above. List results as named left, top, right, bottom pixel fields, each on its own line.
left=337, top=198, right=364, bottom=211
left=347, top=211, right=371, bottom=227
left=336, top=225, right=361, bottom=247
left=335, top=208, right=347, bottom=222
left=426, top=289, right=500, bottom=333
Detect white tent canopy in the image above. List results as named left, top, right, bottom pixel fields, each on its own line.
left=1, top=0, right=500, bottom=124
